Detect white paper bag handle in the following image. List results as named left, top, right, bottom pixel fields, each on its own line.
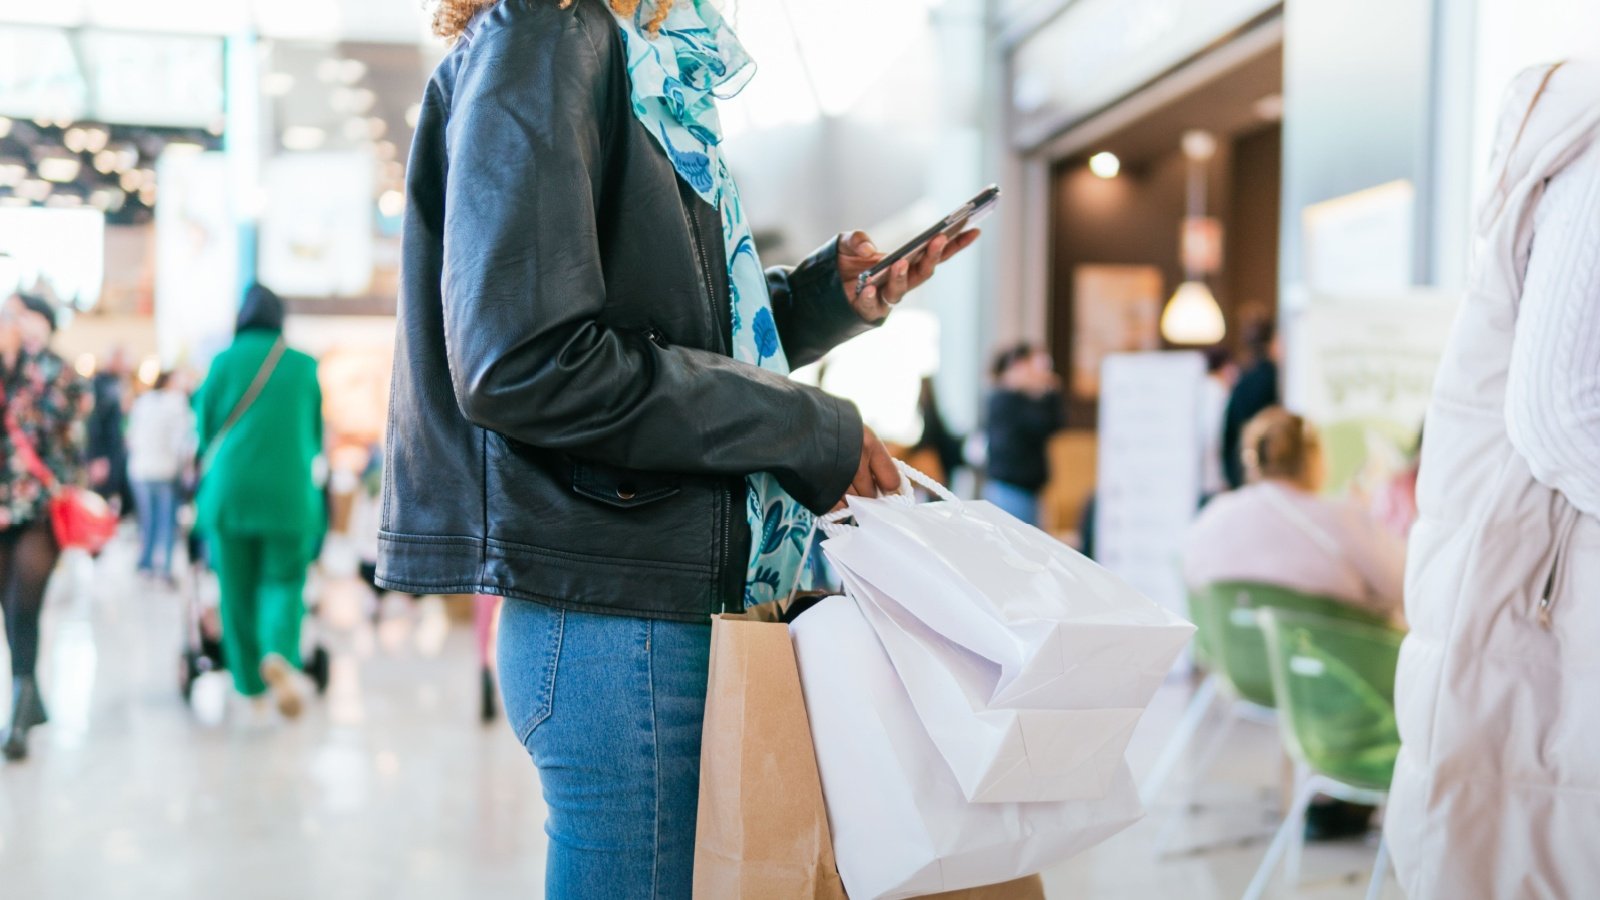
left=789, top=460, right=959, bottom=606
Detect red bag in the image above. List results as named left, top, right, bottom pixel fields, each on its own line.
left=3, top=385, right=119, bottom=554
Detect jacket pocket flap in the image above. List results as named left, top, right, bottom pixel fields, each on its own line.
left=571, top=462, right=681, bottom=509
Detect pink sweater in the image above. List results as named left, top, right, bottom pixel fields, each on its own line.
left=1182, top=482, right=1407, bottom=619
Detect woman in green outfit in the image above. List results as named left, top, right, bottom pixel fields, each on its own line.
left=194, top=285, right=324, bottom=719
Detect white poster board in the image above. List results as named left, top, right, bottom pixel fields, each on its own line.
left=155, top=151, right=238, bottom=369
left=1094, top=351, right=1206, bottom=623
left=259, top=152, right=375, bottom=298
left=1286, top=292, right=1460, bottom=498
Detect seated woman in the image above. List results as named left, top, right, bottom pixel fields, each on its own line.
left=1184, top=407, right=1406, bottom=621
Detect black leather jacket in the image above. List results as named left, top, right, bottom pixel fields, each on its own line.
left=377, top=0, right=870, bottom=622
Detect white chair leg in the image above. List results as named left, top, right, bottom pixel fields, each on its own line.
left=1365, top=835, right=1390, bottom=900
left=1242, top=774, right=1319, bottom=900
left=1150, top=695, right=1239, bottom=857
left=1284, top=765, right=1314, bottom=888
left=1141, top=674, right=1221, bottom=806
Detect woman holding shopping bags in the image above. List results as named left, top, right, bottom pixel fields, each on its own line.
left=379, top=0, right=975, bottom=895
left=194, top=285, right=324, bottom=722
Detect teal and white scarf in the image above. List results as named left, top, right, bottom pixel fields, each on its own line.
left=613, top=0, right=814, bottom=606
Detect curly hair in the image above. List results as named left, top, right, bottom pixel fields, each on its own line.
left=431, top=0, right=672, bottom=41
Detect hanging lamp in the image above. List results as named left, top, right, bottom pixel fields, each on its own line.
left=1161, top=130, right=1227, bottom=345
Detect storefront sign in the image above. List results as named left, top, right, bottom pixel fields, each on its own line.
left=1010, top=0, right=1279, bottom=148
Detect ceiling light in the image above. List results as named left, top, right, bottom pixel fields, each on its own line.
left=374, top=141, right=397, bottom=161
left=262, top=72, right=296, bottom=97
left=340, top=59, right=367, bottom=84
left=93, top=150, right=119, bottom=174
left=139, top=184, right=157, bottom=206
left=37, top=155, right=81, bottom=183
left=119, top=170, right=144, bottom=192
left=378, top=189, right=405, bottom=218
left=64, top=127, right=89, bottom=152
left=109, top=143, right=140, bottom=172
left=351, top=89, right=377, bottom=113
left=207, top=118, right=225, bottom=137
left=283, top=127, right=326, bottom=151
left=1254, top=93, right=1285, bottom=122
left=137, top=356, right=161, bottom=386
left=1160, top=281, right=1226, bottom=345
left=0, top=117, right=11, bottom=138
left=75, top=354, right=97, bottom=378
left=0, top=160, right=25, bottom=187
left=342, top=119, right=368, bottom=142
left=316, top=59, right=344, bottom=83
left=1088, top=151, right=1120, bottom=179
left=89, top=188, right=126, bottom=212
left=0, top=196, right=31, bottom=208
left=1181, top=129, right=1217, bottom=162
left=404, top=104, right=421, bottom=128
left=82, top=127, right=109, bottom=153
left=164, top=141, right=205, bottom=156
left=367, top=117, right=388, bottom=140
left=45, top=193, right=83, bottom=209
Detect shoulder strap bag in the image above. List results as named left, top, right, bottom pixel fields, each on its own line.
left=199, top=335, right=288, bottom=477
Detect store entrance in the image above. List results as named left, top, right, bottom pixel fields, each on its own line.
left=1046, top=42, right=1284, bottom=429
left=1027, top=36, right=1283, bottom=542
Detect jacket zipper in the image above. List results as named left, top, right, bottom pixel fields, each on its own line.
left=1537, top=506, right=1581, bottom=629
left=685, top=198, right=736, bottom=614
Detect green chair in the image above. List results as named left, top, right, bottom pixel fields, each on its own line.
left=1142, top=583, right=1386, bottom=807
left=1242, top=607, right=1404, bottom=900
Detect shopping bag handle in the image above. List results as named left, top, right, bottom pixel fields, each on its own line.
left=814, top=459, right=958, bottom=538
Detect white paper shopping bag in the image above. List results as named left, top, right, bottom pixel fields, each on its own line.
left=790, top=595, right=1142, bottom=900
left=827, top=532, right=1141, bottom=803
left=834, top=494, right=1194, bottom=711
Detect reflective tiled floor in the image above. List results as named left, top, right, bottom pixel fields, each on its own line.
left=1, top=534, right=1397, bottom=899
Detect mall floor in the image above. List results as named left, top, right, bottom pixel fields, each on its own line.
left=0, top=532, right=1399, bottom=899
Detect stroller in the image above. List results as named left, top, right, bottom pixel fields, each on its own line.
left=178, top=523, right=331, bottom=704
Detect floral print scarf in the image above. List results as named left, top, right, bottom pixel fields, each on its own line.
left=613, top=0, right=814, bottom=606
left=0, top=350, right=89, bottom=530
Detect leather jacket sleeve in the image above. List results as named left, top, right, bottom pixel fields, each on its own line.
left=766, top=239, right=876, bottom=370
left=441, top=13, right=861, bottom=514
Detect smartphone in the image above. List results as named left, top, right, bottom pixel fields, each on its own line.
left=856, top=185, right=1000, bottom=295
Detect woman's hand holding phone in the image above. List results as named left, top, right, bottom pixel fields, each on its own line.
left=837, top=229, right=981, bottom=322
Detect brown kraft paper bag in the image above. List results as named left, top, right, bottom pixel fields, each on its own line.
left=691, top=603, right=1047, bottom=900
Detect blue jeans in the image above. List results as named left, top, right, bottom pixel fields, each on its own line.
left=497, top=599, right=711, bottom=899
left=983, top=479, right=1040, bottom=527
left=132, top=479, right=179, bottom=575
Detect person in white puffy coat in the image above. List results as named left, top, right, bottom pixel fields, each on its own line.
left=1387, top=61, right=1600, bottom=898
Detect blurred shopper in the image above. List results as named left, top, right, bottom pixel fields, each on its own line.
left=0, top=293, right=88, bottom=761
left=1390, top=62, right=1600, bottom=897
left=983, top=343, right=1063, bottom=526
left=194, top=285, right=324, bottom=721
left=126, top=371, right=195, bottom=583
left=1198, top=346, right=1237, bottom=502
left=1183, top=408, right=1405, bottom=620
left=86, top=345, right=132, bottom=513
left=1221, top=317, right=1280, bottom=489
left=906, top=376, right=963, bottom=486
left=381, top=2, right=974, bottom=895
left=14, top=293, right=56, bottom=357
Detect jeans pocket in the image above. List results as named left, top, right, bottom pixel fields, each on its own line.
left=496, top=601, right=565, bottom=746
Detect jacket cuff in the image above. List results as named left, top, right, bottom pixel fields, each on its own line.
left=804, top=394, right=863, bottom=516
left=792, top=237, right=879, bottom=332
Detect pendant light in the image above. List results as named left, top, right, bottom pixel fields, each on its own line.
left=1161, top=130, right=1227, bottom=345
